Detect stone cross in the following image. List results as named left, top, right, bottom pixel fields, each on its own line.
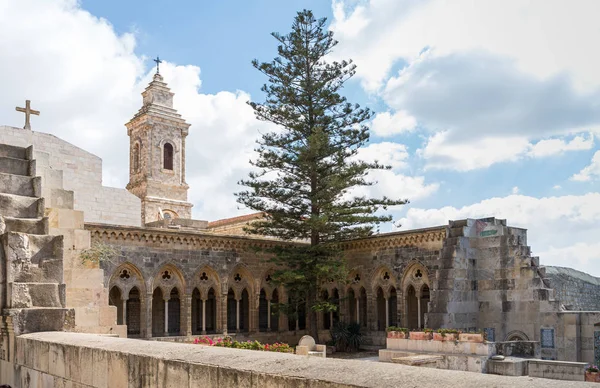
left=15, top=100, right=40, bottom=130
left=153, top=56, right=162, bottom=74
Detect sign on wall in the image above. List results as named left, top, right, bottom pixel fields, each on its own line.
left=541, top=328, right=555, bottom=349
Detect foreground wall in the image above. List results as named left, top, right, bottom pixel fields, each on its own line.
left=0, top=332, right=588, bottom=388
left=0, top=125, right=141, bottom=227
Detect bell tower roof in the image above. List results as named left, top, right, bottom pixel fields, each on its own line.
left=126, top=73, right=190, bottom=135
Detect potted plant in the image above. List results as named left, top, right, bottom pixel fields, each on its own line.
left=410, top=328, right=433, bottom=341
left=585, top=365, right=600, bottom=383
left=386, top=326, right=408, bottom=339
left=433, top=328, right=461, bottom=341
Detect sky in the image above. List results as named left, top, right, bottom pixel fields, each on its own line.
left=1, top=0, right=600, bottom=275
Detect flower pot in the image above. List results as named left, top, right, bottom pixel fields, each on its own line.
left=585, top=371, right=600, bottom=383
left=409, top=331, right=433, bottom=340
left=387, top=331, right=407, bottom=339
left=433, top=333, right=458, bottom=341
left=459, top=333, right=484, bottom=343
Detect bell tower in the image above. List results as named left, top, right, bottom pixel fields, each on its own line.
left=126, top=69, right=193, bottom=225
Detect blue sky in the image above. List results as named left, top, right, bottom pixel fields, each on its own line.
left=1, top=0, right=599, bottom=274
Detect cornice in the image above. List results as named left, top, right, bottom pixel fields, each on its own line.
left=339, top=226, right=446, bottom=250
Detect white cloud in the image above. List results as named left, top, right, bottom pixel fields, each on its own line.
left=553, top=185, right=562, bottom=190
left=331, top=0, right=600, bottom=93
left=528, top=134, right=594, bottom=158
left=356, top=142, right=409, bottom=170
left=398, top=193, right=600, bottom=276
left=511, top=187, right=519, bottom=195
left=571, top=151, right=600, bottom=182
left=370, top=110, right=416, bottom=137
left=419, top=131, right=530, bottom=171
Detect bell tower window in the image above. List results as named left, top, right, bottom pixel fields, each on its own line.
left=163, top=143, right=173, bottom=170
left=133, top=143, right=140, bottom=173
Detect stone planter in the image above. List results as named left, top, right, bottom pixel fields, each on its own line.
left=387, top=331, right=407, bottom=339
left=409, top=331, right=433, bottom=341
left=586, top=371, right=600, bottom=383
left=459, top=333, right=484, bottom=343
left=433, top=333, right=458, bottom=341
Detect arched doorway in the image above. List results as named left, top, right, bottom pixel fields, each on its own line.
left=227, top=289, right=236, bottom=332
left=109, top=286, right=123, bottom=325
left=127, top=287, right=141, bottom=336
left=271, top=289, right=279, bottom=331
left=205, top=288, right=217, bottom=333
left=376, top=287, right=386, bottom=331
left=322, top=290, right=331, bottom=330
left=359, top=287, right=367, bottom=328
left=192, top=288, right=201, bottom=335
left=406, top=285, right=418, bottom=329
left=259, top=289, right=268, bottom=332
left=152, top=288, right=165, bottom=337
left=389, top=287, right=398, bottom=327
left=168, top=288, right=181, bottom=335
left=331, top=289, right=340, bottom=325
left=347, top=289, right=356, bottom=323
left=420, top=285, right=430, bottom=329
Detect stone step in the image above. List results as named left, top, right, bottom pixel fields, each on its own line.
left=0, top=171, right=40, bottom=197
left=0, top=156, right=32, bottom=176
left=0, top=144, right=27, bottom=160
left=4, top=307, right=75, bottom=335
left=10, top=282, right=64, bottom=308
left=0, top=216, right=48, bottom=234
left=0, top=192, right=44, bottom=218
left=3, top=232, right=64, bottom=283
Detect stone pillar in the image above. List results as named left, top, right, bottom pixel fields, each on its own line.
left=202, top=298, right=207, bottom=334
left=164, top=298, right=169, bottom=337
left=185, top=295, right=192, bottom=336
left=221, top=292, right=228, bottom=335
left=417, top=297, right=421, bottom=329
left=385, top=297, right=389, bottom=329
left=267, top=299, right=271, bottom=331
left=356, top=299, right=360, bottom=324
left=121, top=298, right=128, bottom=327
left=236, top=298, right=240, bottom=332
left=146, top=293, right=153, bottom=338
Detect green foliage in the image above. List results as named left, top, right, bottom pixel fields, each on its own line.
left=386, top=326, right=409, bottom=333
left=80, top=241, right=119, bottom=266
left=423, top=328, right=434, bottom=334
left=198, top=336, right=294, bottom=353
left=436, top=328, right=462, bottom=336
left=236, top=9, right=407, bottom=341
left=330, top=321, right=363, bottom=352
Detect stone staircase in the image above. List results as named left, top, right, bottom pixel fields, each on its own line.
left=0, top=144, right=74, bottom=335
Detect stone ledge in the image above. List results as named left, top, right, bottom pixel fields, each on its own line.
left=4, top=332, right=591, bottom=388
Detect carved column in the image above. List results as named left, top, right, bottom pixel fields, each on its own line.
left=236, top=298, right=240, bottom=332
left=267, top=297, right=272, bottom=331
left=146, top=293, right=153, bottom=338
left=417, top=296, right=422, bottom=329
left=185, top=295, right=192, bottom=336
left=385, top=297, right=389, bottom=329
left=202, top=298, right=207, bottom=334
left=164, top=298, right=170, bottom=337
left=121, top=297, right=128, bottom=327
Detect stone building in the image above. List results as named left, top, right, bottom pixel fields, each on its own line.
left=2, top=72, right=600, bottom=367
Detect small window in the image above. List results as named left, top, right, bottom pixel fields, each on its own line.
left=163, top=143, right=173, bottom=170
left=133, top=143, right=140, bottom=172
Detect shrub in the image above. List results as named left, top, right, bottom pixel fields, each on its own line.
left=386, top=326, right=408, bottom=333
left=436, top=328, right=462, bottom=336
left=193, top=336, right=293, bottom=353
left=587, top=365, right=599, bottom=373
left=330, top=321, right=363, bottom=352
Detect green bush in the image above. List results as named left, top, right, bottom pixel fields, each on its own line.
left=330, top=321, right=363, bottom=352
left=386, top=326, right=408, bottom=333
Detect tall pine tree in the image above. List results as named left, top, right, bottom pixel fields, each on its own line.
left=237, top=10, right=407, bottom=341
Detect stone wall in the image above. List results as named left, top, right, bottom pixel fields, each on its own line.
left=0, top=332, right=588, bottom=388
left=545, top=266, right=600, bottom=311
left=0, top=125, right=141, bottom=227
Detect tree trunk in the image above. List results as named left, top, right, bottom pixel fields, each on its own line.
left=307, top=288, right=319, bottom=343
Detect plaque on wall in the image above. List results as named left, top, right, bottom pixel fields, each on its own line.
left=484, top=327, right=495, bottom=342
left=541, top=328, right=555, bottom=349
